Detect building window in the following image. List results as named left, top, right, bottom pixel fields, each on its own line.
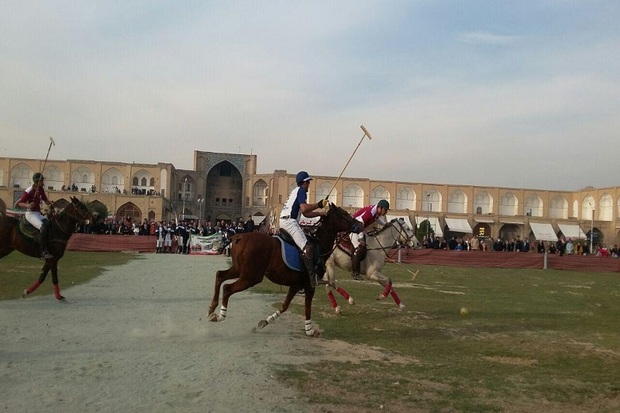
left=215, top=198, right=220, bottom=206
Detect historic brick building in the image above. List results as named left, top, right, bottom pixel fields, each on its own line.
left=1, top=152, right=618, bottom=246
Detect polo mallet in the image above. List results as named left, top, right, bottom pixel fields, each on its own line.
left=41, top=137, right=56, bottom=174
left=326, top=125, right=372, bottom=200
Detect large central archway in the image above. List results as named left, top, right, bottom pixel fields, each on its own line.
left=205, top=160, right=243, bottom=222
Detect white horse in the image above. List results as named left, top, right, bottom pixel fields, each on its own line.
left=323, top=218, right=420, bottom=314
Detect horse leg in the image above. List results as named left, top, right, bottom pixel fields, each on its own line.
left=21, top=260, right=51, bottom=299
left=50, top=260, right=65, bottom=301
left=370, top=270, right=405, bottom=309
left=303, top=287, right=320, bottom=337
left=257, top=287, right=298, bottom=330
left=207, top=268, right=238, bottom=321
left=214, top=273, right=261, bottom=322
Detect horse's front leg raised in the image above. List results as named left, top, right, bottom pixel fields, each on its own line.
left=21, top=259, right=51, bottom=299
left=207, top=268, right=237, bottom=321
left=257, top=286, right=298, bottom=331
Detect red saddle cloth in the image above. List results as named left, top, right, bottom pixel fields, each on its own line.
left=337, top=232, right=355, bottom=256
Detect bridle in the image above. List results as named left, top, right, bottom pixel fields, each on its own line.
left=51, top=201, right=91, bottom=236
left=365, top=218, right=415, bottom=258
left=310, top=204, right=360, bottom=258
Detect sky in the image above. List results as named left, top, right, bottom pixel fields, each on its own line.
left=1, top=1, right=618, bottom=191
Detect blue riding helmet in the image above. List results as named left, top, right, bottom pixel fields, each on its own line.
left=377, top=199, right=390, bottom=210
left=32, top=172, right=44, bottom=183
left=296, top=171, right=313, bottom=185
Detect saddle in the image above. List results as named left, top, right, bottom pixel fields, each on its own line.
left=18, top=216, right=40, bottom=240
left=274, top=229, right=324, bottom=275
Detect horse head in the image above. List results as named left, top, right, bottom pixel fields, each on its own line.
left=322, top=202, right=362, bottom=235
left=391, top=218, right=421, bottom=248
left=369, top=218, right=420, bottom=249
left=65, top=196, right=92, bottom=224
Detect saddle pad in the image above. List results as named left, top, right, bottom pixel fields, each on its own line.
left=273, top=235, right=302, bottom=272
left=18, top=217, right=38, bottom=239
left=337, top=233, right=355, bottom=255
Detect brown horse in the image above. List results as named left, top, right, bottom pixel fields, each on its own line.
left=207, top=202, right=361, bottom=337
left=0, top=196, right=91, bottom=300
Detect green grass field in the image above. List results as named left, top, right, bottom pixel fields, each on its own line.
left=4, top=252, right=620, bottom=411
left=0, top=251, right=138, bottom=300
left=252, top=263, right=620, bottom=412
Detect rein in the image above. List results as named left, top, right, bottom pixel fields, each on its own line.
left=366, top=220, right=414, bottom=259
left=50, top=203, right=90, bottom=236
left=311, top=207, right=359, bottom=259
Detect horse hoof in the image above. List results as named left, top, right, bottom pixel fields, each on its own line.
left=21, top=289, right=29, bottom=299
left=56, top=296, right=66, bottom=302
left=257, top=320, right=268, bottom=330
left=207, top=313, right=218, bottom=322
left=398, top=303, right=406, bottom=310
left=348, top=297, right=355, bottom=305
left=335, top=306, right=341, bottom=315
left=377, top=293, right=387, bottom=301
left=312, top=330, right=321, bottom=338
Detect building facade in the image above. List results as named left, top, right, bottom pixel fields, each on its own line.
left=1, top=153, right=618, bottom=245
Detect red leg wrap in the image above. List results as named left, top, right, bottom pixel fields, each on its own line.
left=390, top=290, right=401, bottom=306
left=53, top=284, right=62, bottom=300
left=327, top=291, right=338, bottom=308
left=27, top=280, right=42, bottom=294
left=381, top=283, right=392, bottom=297
left=336, top=287, right=350, bottom=300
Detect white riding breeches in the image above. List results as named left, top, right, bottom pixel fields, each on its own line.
left=25, top=211, right=47, bottom=230
left=279, top=218, right=308, bottom=251
left=350, top=216, right=365, bottom=248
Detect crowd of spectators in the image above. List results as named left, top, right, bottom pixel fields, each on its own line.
left=420, top=234, right=618, bottom=258
left=77, top=214, right=260, bottom=255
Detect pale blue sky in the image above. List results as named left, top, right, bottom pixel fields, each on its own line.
left=1, top=1, right=618, bottom=190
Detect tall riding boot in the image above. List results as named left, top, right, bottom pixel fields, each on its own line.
left=39, top=220, right=53, bottom=259
left=302, top=246, right=317, bottom=288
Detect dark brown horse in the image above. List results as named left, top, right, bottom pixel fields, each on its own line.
left=207, top=202, right=361, bottom=337
left=0, top=196, right=91, bottom=300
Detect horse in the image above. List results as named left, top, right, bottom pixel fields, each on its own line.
left=323, top=218, right=420, bottom=314
left=0, top=196, right=91, bottom=301
left=207, top=202, right=361, bottom=337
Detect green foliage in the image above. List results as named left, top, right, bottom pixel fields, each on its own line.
left=255, top=264, right=620, bottom=412
left=87, top=201, right=109, bottom=223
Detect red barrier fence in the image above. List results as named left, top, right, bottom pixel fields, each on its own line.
left=392, top=248, right=620, bottom=273
left=67, top=234, right=159, bottom=253
left=67, top=234, right=620, bottom=273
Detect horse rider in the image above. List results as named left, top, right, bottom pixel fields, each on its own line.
left=350, top=199, right=390, bottom=280
left=15, top=172, right=55, bottom=259
left=279, top=171, right=329, bottom=288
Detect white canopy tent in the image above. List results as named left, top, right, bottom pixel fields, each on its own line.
left=444, top=218, right=473, bottom=234
left=529, top=222, right=558, bottom=242
left=415, top=216, right=443, bottom=237
left=252, top=215, right=267, bottom=225
left=386, top=215, right=414, bottom=230
left=558, top=223, right=586, bottom=239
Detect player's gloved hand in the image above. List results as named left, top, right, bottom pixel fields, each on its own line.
left=318, top=199, right=329, bottom=208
